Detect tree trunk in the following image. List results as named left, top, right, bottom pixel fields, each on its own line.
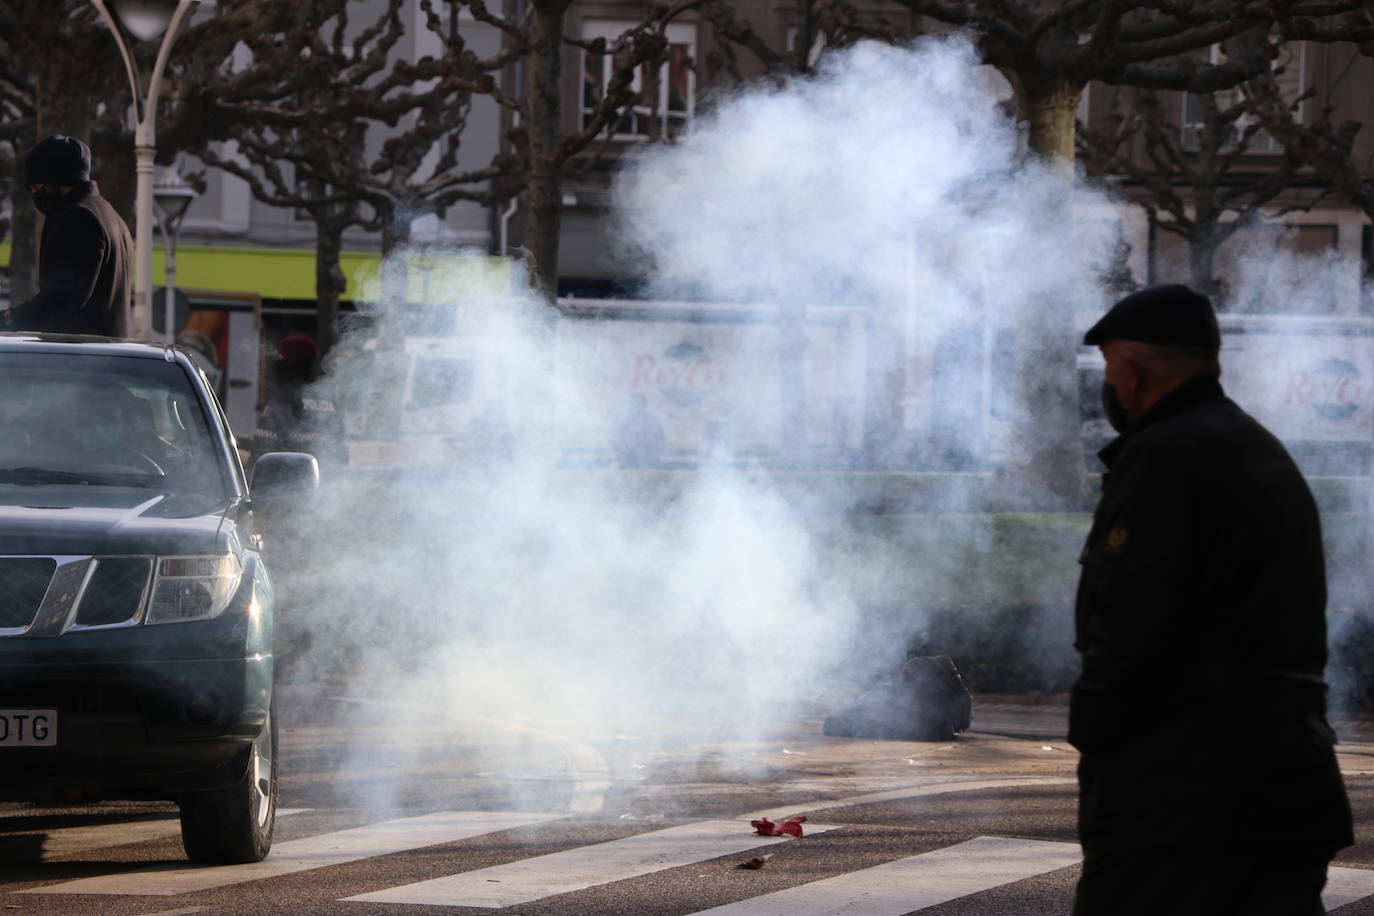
left=366, top=203, right=411, bottom=439
left=1188, top=128, right=1223, bottom=302
left=1187, top=233, right=1221, bottom=301
left=313, top=216, right=348, bottom=364
left=379, top=204, right=412, bottom=319
left=524, top=0, right=569, bottom=303
left=1009, top=72, right=1082, bottom=166
left=1000, top=70, right=1088, bottom=508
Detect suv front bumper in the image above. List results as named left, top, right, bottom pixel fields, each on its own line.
left=0, top=654, right=271, bottom=801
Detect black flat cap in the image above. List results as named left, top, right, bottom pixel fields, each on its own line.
left=24, top=135, right=91, bottom=187
left=1083, top=284, right=1220, bottom=350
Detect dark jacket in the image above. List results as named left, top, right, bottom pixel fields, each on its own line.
left=9, top=181, right=132, bottom=338
left=256, top=374, right=348, bottom=468
left=1070, top=375, right=1352, bottom=853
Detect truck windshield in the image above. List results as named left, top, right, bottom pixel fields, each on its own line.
left=0, top=353, right=229, bottom=497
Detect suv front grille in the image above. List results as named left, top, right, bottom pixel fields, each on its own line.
left=0, top=558, right=56, bottom=629
left=75, top=558, right=153, bottom=628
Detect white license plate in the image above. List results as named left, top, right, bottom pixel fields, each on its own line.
left=0, top=709, right=57, bottom=746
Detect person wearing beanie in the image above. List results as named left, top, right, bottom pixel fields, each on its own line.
left=4, top=135, right=133, bottom=337
left=1070, top=285, right=1352, bottom=914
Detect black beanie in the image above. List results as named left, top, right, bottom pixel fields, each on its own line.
left=1083, top=284, right=1221, bottom=351
left=24, top=135, right=92, bottom=186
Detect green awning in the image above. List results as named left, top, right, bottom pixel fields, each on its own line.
left=1, top=240, right=511, bottom=303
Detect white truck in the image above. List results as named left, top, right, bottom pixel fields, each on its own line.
left=340, top=292, right=1374, bottom=482
left=343, top=295, right=872, bottom=471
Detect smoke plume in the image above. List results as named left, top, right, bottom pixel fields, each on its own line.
left=278, top=35, right=1371, bottom=815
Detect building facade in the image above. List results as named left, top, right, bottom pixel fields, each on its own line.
left=160, top=5, right=1373, bottom=316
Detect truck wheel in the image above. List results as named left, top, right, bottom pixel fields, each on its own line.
left=180, top=706, right=277, bottom=863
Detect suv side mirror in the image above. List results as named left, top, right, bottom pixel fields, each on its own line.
left=250, top=452, right=319, bottom=507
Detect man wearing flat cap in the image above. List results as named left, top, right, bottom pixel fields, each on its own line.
left=1070, top=284, right=1352, bottom=914
left=4, top=135, right=132, bottom=337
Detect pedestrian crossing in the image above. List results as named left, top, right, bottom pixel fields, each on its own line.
left=343, top=818, right=841, bottom=908
left=23, top=810, right=563, bottom=896
left=697, top=836, right=1082, bottom=915
left=6, top=801, right=1374, bottom=913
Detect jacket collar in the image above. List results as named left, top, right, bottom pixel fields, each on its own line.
left=44, top=181, right=95, bottom=219
left=1098, top=374, right=1224, bottom=469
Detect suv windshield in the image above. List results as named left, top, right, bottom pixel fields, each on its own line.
left=0, top=353, right=229, bottom=498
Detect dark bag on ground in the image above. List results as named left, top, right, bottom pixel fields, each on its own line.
left=823, top=655, right=973, bottom=741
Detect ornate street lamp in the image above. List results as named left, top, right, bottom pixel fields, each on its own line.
left=152, top=165, right=198, bottom=340
left=90, top=0, right=205, bottom=339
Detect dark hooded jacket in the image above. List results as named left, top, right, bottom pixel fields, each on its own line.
left=1070, top=375, right=1353, bottom=855
left=8, top=181, right=132, bottom=338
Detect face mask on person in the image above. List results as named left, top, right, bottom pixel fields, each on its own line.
left=30, top=187, right=62, bottom=214
left=1101, top=381, right=1130, bottom=434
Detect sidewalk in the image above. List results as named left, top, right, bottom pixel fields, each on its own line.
left=971, top=692, right=1374, bottom=746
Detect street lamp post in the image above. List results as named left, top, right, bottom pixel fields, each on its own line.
left=90, top=0, right=203, bottom=339
left=153, top=166, right=197, bottom=341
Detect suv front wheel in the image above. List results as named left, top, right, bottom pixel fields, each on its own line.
left=179, top=705, right=277, bottom=863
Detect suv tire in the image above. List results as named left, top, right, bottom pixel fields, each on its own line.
left=180, top=705, right=277, bottom=863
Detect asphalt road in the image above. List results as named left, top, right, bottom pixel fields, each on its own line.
left=2, top=692, right=1373, bottom=915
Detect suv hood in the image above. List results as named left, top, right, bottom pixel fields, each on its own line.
left=0, top=492, right=238, bottom=556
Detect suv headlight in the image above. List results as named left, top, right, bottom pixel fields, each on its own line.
left=147, top=555, right=244, bottom=624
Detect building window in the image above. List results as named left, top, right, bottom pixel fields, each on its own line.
left=582, top=21, right=696, bottom=140
left=1181, top=42, right=1304, bottom=153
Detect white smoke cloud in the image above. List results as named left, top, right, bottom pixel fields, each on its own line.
left=619, top=38, right=1110, bottom=308
left=278, top=34, right=1373, bottom=816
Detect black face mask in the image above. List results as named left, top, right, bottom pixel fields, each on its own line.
left=1101, top=381, right=1130, bottom=434
left=30, top=187, right=61, bottom=215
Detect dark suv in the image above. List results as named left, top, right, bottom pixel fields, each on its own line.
left=0, top=334, right=316, bottom=863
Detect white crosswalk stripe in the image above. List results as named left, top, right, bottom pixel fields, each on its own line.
left=22, top=810, right=562, bottom=896
left=692, top=836, right=1082, bottom=915
left=1324, top=866, right=1374, bottom=911
left=343, top=819, right=841, bottom=909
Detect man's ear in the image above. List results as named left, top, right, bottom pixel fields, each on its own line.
left=1118, top=351, right=1143, bottom=396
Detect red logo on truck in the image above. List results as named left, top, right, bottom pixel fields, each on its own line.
left=632, top=341, right=726, bottom=407
left=1285, top=358, right=1364, bottom=421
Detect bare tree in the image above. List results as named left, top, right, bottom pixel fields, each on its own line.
left=190, top=0, right=512, bottom=358
left=466, top=0, right=704, bottom=299
left=1079, top=79, right=1322, bottom=301
left=833, top=1, right=1374, bottom=165
left=191, top=0, right=699, bottom=311
left=1244, top=46, right=1374, bottom=224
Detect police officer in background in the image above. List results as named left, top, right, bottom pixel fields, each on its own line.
left=1071, top=284, right=1352, bottom=915
left=255, top=334, right=347, bottom=468
left=4, top=135, right=132, bottom=337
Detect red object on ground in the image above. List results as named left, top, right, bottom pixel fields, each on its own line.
left=750, top=815, right=806, bottom=837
